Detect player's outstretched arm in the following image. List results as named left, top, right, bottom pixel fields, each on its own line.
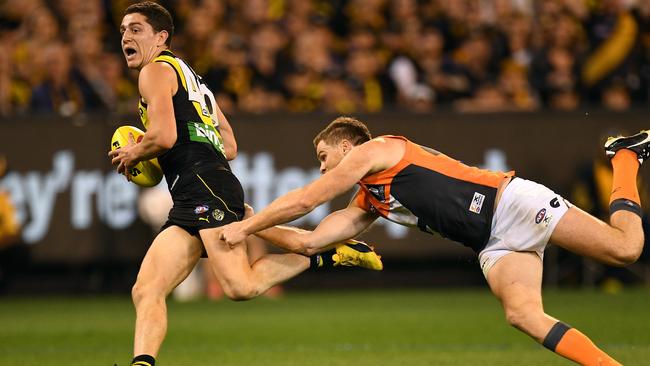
left=221, top=141, right=384, bottom=247
left=256, top=205, right=378, bottom=256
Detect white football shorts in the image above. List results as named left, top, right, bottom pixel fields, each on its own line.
left=478, top=177, right=571, bottom=278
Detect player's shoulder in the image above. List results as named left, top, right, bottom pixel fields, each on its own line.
left=362, top=135, right=407, bottom=152
left=349, top=136, right=405, bottom=171
left=372, top=135, right=407, bottom=143
left=139, top=61, right=177, bottom=90
left=141, top=60, right=176, bottom=77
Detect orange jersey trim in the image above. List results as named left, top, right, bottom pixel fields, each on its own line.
left=362, top=135, right=513, bottom=188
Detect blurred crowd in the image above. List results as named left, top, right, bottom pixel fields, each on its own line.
left=1, top=0, right=650, bottom=117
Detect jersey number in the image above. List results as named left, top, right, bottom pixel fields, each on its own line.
left=178, top=61, right=219, bottom=127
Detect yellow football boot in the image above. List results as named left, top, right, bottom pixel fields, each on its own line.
left=332, top=239, right=383, bottom=271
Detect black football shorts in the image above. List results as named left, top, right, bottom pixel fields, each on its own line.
left=161, top=165, right=244, bottom=237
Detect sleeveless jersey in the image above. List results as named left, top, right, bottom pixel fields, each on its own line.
left=354, top=136, right=514, bottom=251
left=138, top=50, right=229, bottom=186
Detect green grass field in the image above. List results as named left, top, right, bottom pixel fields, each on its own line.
left=0, top=288, right=648, bottom=365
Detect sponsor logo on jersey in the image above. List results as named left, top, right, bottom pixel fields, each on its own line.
left=188, top=121, right=225, bottom=155
left=212, top=209, right=225, bottom=221
left=535, top=208, right=546, bottom=224
left=194, top=205, right=209, bottom=214
left=469, top=192, right=485, bottom=214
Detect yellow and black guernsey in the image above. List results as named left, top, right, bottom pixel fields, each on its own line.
left=138, top=50, right=229, bottom=186
left=139, top=50, right=244, bottom=236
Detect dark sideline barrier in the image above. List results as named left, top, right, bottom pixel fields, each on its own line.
left=1, top=110, right=648, bottom=266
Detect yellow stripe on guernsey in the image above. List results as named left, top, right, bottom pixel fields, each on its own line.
left=132, top=362, right=152, bottom=366
left=154, top=53, right=187, bottom=92
left=154, top=53, right=212, bottom=126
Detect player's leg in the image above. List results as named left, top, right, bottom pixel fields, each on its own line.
left=487, top=252, right=622, bottom=365
left=549, top=206, right=643, bottom=265
left=200, top=239, right=285, bottom=300
left=247, top=234, right=285, bottom=297
left=201, top=227, right=383, bottom=301
left=240, top=203, right=283, bottom=297
left=200, top=227, right=310, bottom=301
left=132, top=226, right=203, bottom=362
left=550, top=131, right=649, bottom=265
left=194, top=168, right=309, bottom=300
left=195, top=169, right=381, bottom=301
left=201, top=236, right=286, bottom=300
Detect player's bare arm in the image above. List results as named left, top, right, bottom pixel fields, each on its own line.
left=109, top=62, right=177, bottom=175
left=220, top=138, right=401, bottom=246
left=256, top=203, right=378, bottom=255
left=213, top=102, right=237, bottom=160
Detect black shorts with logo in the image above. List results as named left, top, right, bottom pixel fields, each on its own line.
left=160, top=164, right=244, bottom=237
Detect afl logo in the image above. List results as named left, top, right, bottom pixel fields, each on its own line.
left=194, top=205, right=209, bottom=214
left=535, top=208, right=546, bottom=224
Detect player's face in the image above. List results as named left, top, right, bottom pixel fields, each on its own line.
left=316, top=140, right=347, bottom=174
left=120, top=13, right=165, bottom=70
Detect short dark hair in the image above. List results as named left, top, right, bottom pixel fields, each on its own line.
left=125, top=1, right=174, bottom=47
left=313, top=116, right=372, bottom=148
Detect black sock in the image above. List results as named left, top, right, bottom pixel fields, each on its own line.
left=309, top=249, right=336, bottom=270
left=131, top=354, right=155, bottom=366
left=542, top=322, right=571, bottom=351
left=309, top=254, right=322, bottom=270
left=610, top=198, right=643, bottom=218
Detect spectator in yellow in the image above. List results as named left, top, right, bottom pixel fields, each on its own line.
left=0, top=154, right=19, bottom=250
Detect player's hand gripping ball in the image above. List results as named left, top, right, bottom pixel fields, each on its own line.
left=110, top=126, right=163, bottom=187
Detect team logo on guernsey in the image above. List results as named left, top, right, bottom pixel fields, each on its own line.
left=469, top=192, right=485, bottom=214
left=194, top=205, right=209, bottom=214
left=535, top=208, right=546, bottom=224
left=212, top=209, right=225, bottom=221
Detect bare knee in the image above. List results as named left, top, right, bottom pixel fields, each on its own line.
left=503, top=304, right=544, bottom=336
left=131, top=281, right=166, bottom=307
left=504, top=307, right=528, bottom=331
left=221, top=281, right=259, bottom=301
left=608, top=243, right=642, bottom=266
left=606, top=234, right=643, bottom=266
left=604, top=215, right=645, bottom=266
left=132, top=282, right=145, bottom=305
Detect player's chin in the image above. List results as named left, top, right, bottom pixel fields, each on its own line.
left=123, top=54, right=140, bottom=69
left=125, top=59, right=141, bottom=70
